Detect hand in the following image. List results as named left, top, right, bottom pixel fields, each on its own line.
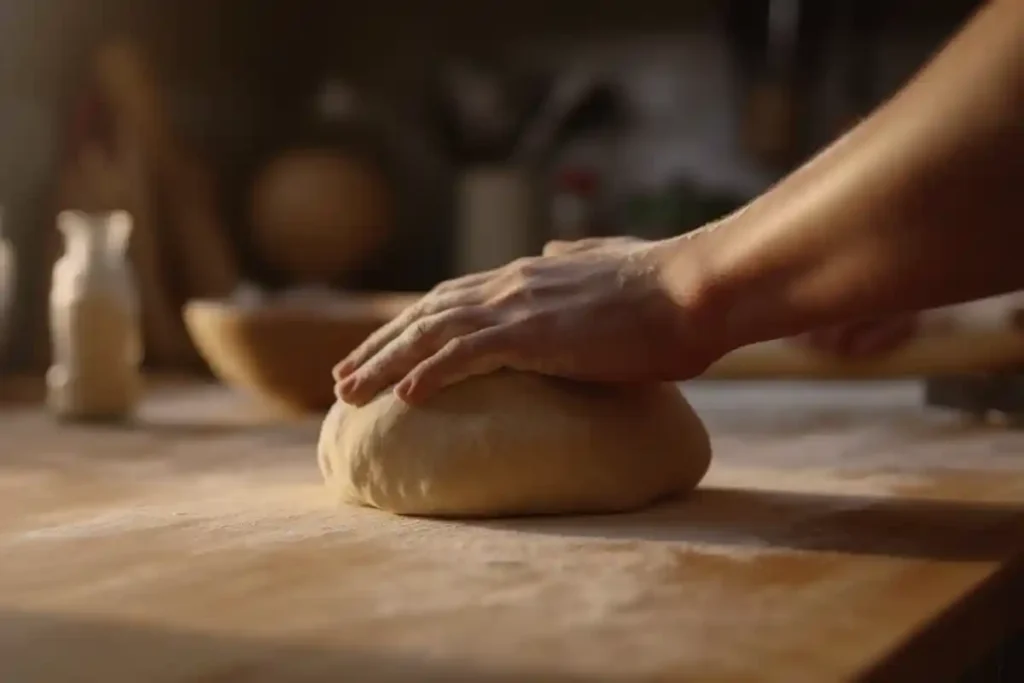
left=333, top=236, right=724, bottom=405
left=542, top=235, right=651, bottom=257
left=795, top=315, right=919, bottom=358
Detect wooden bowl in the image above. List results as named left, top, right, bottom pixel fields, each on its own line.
left=183, top=292, right=418, bottom=414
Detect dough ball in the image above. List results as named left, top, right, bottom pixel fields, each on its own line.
left=317, top=371, right=712, bottom=518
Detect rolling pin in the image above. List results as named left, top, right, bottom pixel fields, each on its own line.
left=705, top=326, right=1024, bottom=379
left=706, top=295, right=1024, bottom=379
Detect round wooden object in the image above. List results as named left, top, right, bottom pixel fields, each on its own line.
left=183, top=293, right=416, bottom=414
left=249, top=150, right=394, bottom=283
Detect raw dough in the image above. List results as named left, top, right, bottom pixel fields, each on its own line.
left=317, top=370, right=711, bottom=518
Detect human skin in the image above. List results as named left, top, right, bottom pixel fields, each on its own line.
left=543, top=237, right=921, bottom=358
left=335, top=0, right=1024, bottom=406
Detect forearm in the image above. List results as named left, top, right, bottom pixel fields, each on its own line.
left=673, top=0, right=1024, bottom=348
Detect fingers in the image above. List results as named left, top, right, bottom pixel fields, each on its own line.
left=432, top=269, right=496, bottom=295
left=801, top=317, right=918, bottom=358
left=543, top=236, right=649, bottom=257
left=396, top=326, right=514, bottom=403
left=843, top=318, right=917, bottom=357
left=333, top=291, right=473, bottom=381
left=334, top=270, right=510, bottom=381
left=542, top=237, right=607, bottom=256
left=336, top=306, right=491, bottom=405
left=542, top=240, right=574, bottom=256
left=802, top=327, right=848, bottom=354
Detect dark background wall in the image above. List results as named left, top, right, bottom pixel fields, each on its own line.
left=0, top=0, right=984, bottom=372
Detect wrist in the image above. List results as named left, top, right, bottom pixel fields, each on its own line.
left=654, top=209, right=815, bottom=354
left=647, top=226, right=743, bottom=363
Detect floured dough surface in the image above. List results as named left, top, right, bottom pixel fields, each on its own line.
left=317, top=370, right=712, bottom=518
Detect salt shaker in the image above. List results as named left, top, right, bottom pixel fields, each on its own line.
left=47, top=210, right=142, bottom=421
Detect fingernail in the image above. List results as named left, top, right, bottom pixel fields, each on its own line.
left=395, top=379, right=415, bottom=402
left=333, top=360, right=353, bottom=379
left=339, top=376, right=358, bottom=397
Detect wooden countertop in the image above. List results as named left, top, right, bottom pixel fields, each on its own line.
left=0, top=378, right=1023, bottom=682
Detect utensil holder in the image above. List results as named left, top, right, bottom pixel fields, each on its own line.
left=455, top=166, right=537, bottom=276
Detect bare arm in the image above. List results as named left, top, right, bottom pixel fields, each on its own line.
left=334, top=0, right=1024, bottom=405
left=679, top=0, right=1024, bottom=349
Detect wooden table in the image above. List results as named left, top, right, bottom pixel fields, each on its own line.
left=1, top=378, right=1023, bottom=682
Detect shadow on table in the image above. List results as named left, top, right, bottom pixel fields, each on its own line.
left=48, top=418, right=269, bottom=438
left=454, top=487, right=1024, bottom=562
left=701, top=407, right=999, bottom=440
left=0, top=609, right=585, bottom=683
left=0, top=418, right=321, bottom=476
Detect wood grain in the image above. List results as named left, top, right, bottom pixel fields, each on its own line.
left=707, top=294, right=1024, bottom=379
left=0, top=379, right=1023, bottom=682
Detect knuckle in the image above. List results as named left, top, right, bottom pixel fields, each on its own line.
left=431, top=278, right=460, bottom=295
left=410, top=296, right=442, bottom=317
left=432, top=271, right=486, bottom=296
left=443, top=308, right=481, bottom=336
left=492, top=261, right=545, bottom=304
left=509, top=256, right=533, bottom=269
left=519, top=256, right=544, bottom=275
left=386, top=309, right=420, bottom=335
left=403, top=317, right=438, bottom=347
left=362, top=329, right=396, bottom=353
left=439, top=334, right=491, bottom=369
left=441, top=335, right=468, bottom=358
left=542, top=240, right=569, bottom=255
left=346, top=340, right=377, bottom=363
left=412, top=292, right=458, bottom=319
left=490, top=285, right=529, bottom=308
left=512, top=286, right=535, bottom=304
left=404, top=308, right=474, bottom=347
left=508, top=256, right=542, bottom=278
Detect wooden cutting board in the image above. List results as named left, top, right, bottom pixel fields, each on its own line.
left=0, top=379, right=1023, bottom=682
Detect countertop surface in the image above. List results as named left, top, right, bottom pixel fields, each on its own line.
left=0, top=378, right=1022, bottom=682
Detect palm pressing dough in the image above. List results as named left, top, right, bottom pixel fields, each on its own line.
left=317, top=370, right=711, bottom=518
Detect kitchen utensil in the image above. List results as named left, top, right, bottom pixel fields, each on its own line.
left=545, top=82, right=626, bottom=155
left=706, top=297, right=1024, bottom=380
left=455, top=166, right=537, bottom=275
left=512, top=71, right=599, bottom=165
left=430, top=59, right=551, bottom=165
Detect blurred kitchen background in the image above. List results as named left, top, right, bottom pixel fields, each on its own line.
left=0, top=0, right=983, bottom=376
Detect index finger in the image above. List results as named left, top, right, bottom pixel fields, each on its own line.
left=395, top=325, right=514, bottom=403
left=333, top=291, right=471, bottom=380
